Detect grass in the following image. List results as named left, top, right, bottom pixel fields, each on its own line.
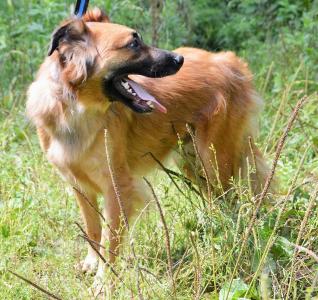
left=1, top=1, right=318, bottom=299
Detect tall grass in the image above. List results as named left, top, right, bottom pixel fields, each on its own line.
left=1, top=1, right=318, bottom=299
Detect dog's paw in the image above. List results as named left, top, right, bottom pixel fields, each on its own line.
left=89, top=273, right=105, bottom=298
left=89, top=265, right=116, bottom=298
left=79, top=253, right=99, bottom=274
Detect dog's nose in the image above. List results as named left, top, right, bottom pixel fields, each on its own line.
left=173, top=55, right=184, bottom=67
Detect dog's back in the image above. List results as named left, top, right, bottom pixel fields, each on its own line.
left=123, top=48, right=269, bottom=194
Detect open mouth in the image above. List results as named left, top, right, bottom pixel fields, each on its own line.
left=107, top=75, right=167, bottom=114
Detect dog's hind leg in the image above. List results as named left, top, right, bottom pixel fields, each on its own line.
left=74, top=189, right=101, bottom=274
left=174, top=142, right=209, bottom=195
left=175, top=128, right=233, bottom=196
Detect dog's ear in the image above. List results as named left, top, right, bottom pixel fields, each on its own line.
left=48, top=19, right=88, bottom=56
left=48, top=8, right=108, bottom=56
left=48, top=24, right=68, bottom=56
left=83, top=7, right=110, bottom=23
left=48, top=20, right=96, bottom=86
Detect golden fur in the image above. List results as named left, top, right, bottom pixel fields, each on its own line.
left=27, top=8, right=269, bottom=280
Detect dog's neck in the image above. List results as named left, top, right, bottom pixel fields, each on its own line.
left=27, top=64, right=106, bottom=162
left=55, top=101, right=104, bottom=143
left=47, top=102, right=105, bottom=164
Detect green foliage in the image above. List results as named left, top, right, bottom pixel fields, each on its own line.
left=186, top=0, right=316, bottom=50
left=219, top=278, right=257, bottom=300
left=1, top=0, right=318, bottom=299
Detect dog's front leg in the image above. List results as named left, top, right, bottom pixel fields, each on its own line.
left=94, top=176, right=145, bottom=292
left=74, top=189, right=101, bottom=274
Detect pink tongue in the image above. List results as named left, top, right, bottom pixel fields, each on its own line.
left=126, top=79, right=167, bottom=113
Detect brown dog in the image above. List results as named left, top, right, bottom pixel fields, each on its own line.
left=27, top=8, right=269, bottom=283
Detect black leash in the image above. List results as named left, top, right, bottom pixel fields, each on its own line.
left=74, top=0, right=90, bottom=17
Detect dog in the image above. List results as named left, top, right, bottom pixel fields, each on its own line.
left=27, top=7, right=269, bottom=286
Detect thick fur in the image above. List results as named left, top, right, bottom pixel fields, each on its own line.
left=27, top=9, right=269, bottom=278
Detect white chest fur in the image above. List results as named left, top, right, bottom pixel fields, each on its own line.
left=47, top=104, right=105, bottom=167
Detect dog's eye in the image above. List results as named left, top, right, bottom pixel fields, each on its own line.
left=128, top=38, right=140, bottom=49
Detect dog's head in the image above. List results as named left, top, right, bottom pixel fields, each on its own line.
left=47, top=8, right=183, bottom=113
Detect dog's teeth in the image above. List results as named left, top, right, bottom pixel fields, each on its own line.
left=132, top=92, right=137, bottom=96
left=147, top=101, right=154, bottom=108
left=121, top=82, right=130, bottom=89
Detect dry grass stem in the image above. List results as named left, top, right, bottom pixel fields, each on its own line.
left=290, top=243, right=318, bottom=263
left=189, top=232, right=202, bottom=300
left=146, top=151, right=202, bottom=197
left=226, top=96, right=308, bottom=300
left=143, top=177, right=176, bottom=298
left=9, top=270, right=62, bottom=300
left=246, top=143, right=310, bottom=294
left=74, top=222, right=137, bottom=298
left=185, top=125, right=218, bottom=291
left=73, top=187, right=105, bottom=222
left=186, top=124, right=213, bottom=209
left=104, top=129, right=144, bottom=300
left=104, top=130, right=129, bottom=230
left=286, top=181, right=318, bottom=298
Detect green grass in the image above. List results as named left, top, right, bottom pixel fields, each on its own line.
left=1, top=1, right=318, bottom=299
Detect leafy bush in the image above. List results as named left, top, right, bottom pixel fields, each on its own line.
left=186, top=0, right=316, bottom=50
